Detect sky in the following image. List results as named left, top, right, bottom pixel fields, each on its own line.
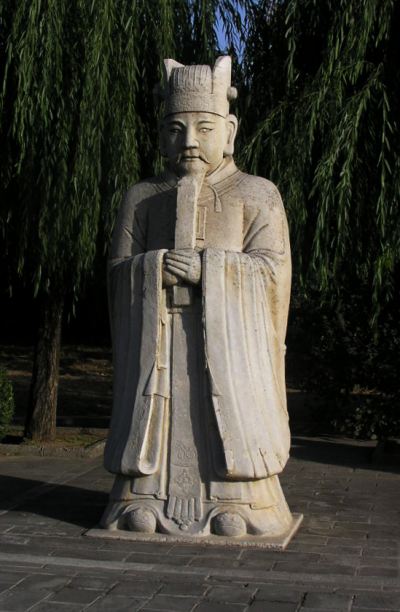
left=216, top=3, right=246, bottom=57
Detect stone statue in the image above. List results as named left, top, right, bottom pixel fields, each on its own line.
left=100, top=56, right=301, bottom=543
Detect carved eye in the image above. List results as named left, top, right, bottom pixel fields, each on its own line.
left=199, top=127, right=212, bottom=134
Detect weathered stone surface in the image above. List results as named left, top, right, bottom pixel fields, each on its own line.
left=206, top=584, right=256, bottom=603
left=250, top=604, right=298, bottom=612
left=48, top=586, right=102, bottom=604
left=303, top=591, right=353, bottom=610
left=100, top=54, right=299, bottom=546
left=0, top=589, right=48, bottom=610
left=87, top=514, right=303, bottom=549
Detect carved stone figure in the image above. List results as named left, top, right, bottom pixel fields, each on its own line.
left=100, top=56, right=300, bottom=542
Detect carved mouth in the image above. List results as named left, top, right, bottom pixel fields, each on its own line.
left=175, top=154, right=210, bottom=165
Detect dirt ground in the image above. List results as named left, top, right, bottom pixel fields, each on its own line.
left=1, top=344, right=317, bottom=437
left=0, top=345, right=113, bottom=429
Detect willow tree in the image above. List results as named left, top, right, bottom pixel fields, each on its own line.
left=238, top=0, right=400, bottom=435
left=241, top=0, right=400, bottom=317
left=0, top=0, right=246, bottom=441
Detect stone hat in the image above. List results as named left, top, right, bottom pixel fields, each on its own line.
left=159, top=56, right=237, bottom=118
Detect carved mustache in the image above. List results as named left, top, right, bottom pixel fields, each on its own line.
left=175, top=151, right=211, bottom=165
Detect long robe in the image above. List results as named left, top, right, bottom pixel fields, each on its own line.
left=103, top=159, right=292, bottom=533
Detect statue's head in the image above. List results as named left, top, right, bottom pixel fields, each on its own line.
left=158, top=56, right=238, bottom=177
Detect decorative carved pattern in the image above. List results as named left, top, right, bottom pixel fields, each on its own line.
left=175, top=468, right=194, bottom=494
left=175, top=441, right=197, bottom=465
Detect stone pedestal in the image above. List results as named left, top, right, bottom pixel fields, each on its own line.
left=86, top=513, right=303, bottom=550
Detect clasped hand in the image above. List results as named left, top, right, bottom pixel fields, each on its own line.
left=163, top=249, right=201, bottom=286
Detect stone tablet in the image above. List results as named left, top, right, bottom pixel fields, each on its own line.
left=97, top=56, right=302, bottom=546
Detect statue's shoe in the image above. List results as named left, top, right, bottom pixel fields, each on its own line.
left=212, top=512, right=246, bottom=537
left=126, top=507, right=157, bottom=533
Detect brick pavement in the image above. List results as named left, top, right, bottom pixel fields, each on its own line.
left=0, top=436, right=399, bottom=611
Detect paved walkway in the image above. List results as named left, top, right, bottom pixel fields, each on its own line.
left=0, top=436, right=399, bottom=611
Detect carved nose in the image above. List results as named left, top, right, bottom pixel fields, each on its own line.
left=183, top=128, right=199, bottom=149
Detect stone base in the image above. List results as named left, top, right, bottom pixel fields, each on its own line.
left=85, top=513, right=303, bottom=550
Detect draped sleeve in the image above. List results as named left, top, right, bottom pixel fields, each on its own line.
left=104, top=184, right=168, bottom=476
left=202, top=179, right=291, bottom=479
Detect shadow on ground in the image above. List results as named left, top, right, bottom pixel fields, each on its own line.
left=0, top=475, right=108, bottom=529
left=0, top=437, right=399, bottom=535
left=291, top=436, right=400, bottom=474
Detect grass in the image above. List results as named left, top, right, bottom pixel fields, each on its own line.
left=1, top=426, right=106, bottom=448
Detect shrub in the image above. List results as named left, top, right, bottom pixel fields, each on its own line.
left=0, top=369, right=15, bottom=441
left=287, top=287, right=400, bottom=440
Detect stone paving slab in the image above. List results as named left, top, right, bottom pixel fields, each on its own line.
left=0, top=436, right=399, bottom=611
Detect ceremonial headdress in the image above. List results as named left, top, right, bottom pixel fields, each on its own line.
left=158, top=56, right=237, bottom=118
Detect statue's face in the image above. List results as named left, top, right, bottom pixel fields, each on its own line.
left=160, top=111, right=236, bottom=176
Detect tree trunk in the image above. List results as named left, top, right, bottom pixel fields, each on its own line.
left=25, top=291, right=64, bottom=441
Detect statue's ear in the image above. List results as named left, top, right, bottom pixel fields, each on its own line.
left=224, top=114, right=238, bottom=156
